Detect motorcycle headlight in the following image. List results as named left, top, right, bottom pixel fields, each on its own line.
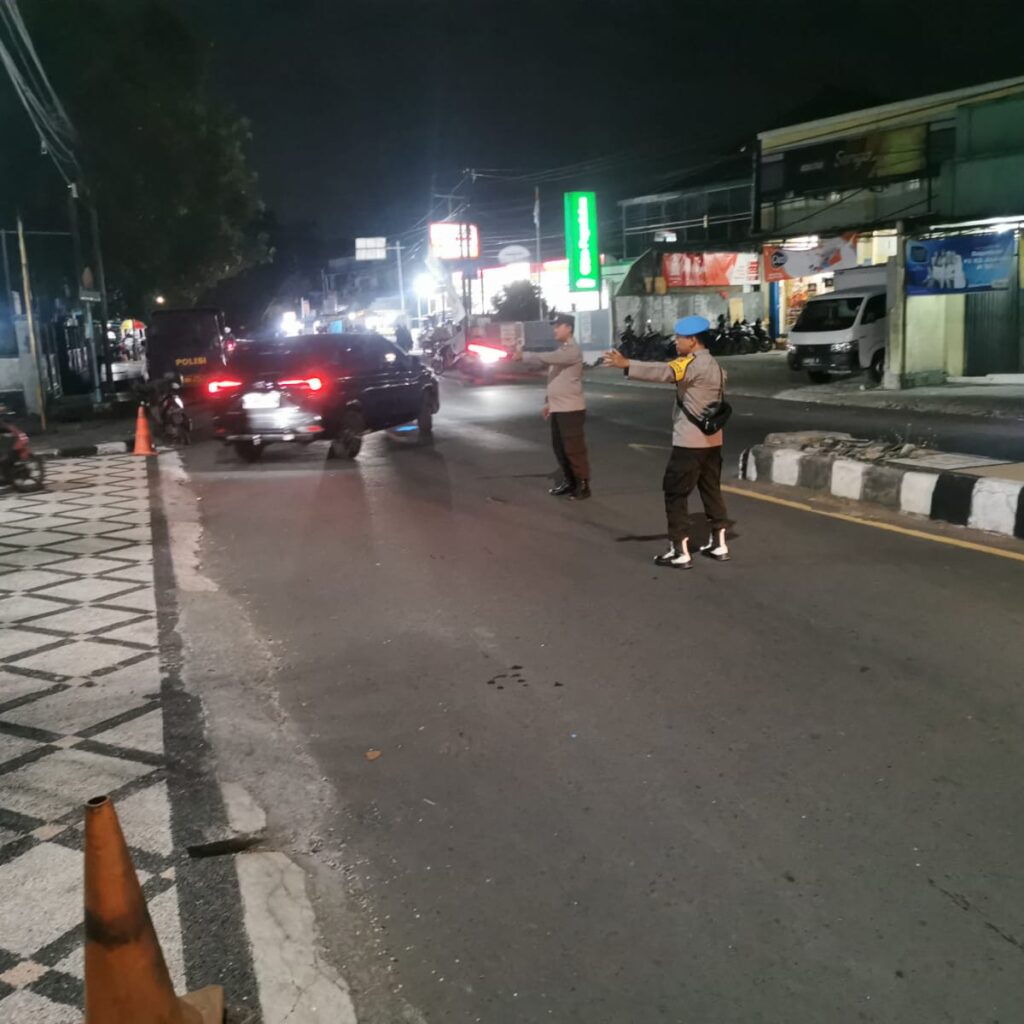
left=830, top=341, right=855, bottom=353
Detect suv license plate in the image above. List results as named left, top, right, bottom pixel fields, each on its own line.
left=243, top=391, right=280, bottom=409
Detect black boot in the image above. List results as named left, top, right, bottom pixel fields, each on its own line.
left=654, top=538, right=693, bottom=569
left=700, top=527, right=730, bottom=561
left=549, top=479, right=575, bottom=497
left=569, top=480, right=591, bottom=501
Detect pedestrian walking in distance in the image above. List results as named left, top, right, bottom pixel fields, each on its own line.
left=514, top=313, right=591, bottom=500
left=604, top=315, right=730, bottom=568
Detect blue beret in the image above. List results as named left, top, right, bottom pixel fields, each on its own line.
left=674, top=315, right=710, bottom=336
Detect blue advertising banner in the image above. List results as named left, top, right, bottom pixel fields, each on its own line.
left=906, top=233, right=1017, bottom=295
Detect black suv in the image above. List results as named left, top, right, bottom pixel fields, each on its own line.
left=209, top=333, right=439, bottom=461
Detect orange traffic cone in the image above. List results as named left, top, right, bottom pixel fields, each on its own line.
left=84, top=795, right=224, bottom=1023
left=132, top=404, right=157, bottom=456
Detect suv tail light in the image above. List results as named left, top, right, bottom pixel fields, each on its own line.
left=279, top=376, right=324, bottom=392
left=467, top=342, right=508, bottom=365
left=207, top=379, right=243, bottom=395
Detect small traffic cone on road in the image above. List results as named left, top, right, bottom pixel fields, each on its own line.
left=132, top=404, right=157, bottom=456
left=84, top=794, right=224, bottom=1023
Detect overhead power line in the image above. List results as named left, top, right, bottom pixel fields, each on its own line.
left=0, top=0, right=81, bottom=184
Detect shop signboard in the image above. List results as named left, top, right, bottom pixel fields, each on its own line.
left=429, top=222, right=480, bottom=260
left=661, top=252, right=760, bottom=288
left=355, top=237, right=387, bottom=261
left=905, top=232, right=1016, bottom=295
left=760, top=125, right=928, bottom=199
left=564, top=191, right=600, bottom=292
left=763, top=233, right=860, bottom=282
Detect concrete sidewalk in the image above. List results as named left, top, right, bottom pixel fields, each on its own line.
left=0, top=455, right=258, bottom=1022
left=595, top=351, right=1024, bottom=420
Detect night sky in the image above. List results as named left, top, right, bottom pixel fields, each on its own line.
left=183, top=0, right=1024, bottom=254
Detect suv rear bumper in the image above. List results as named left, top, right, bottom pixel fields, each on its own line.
left=214, top=405, right=327, bottom=443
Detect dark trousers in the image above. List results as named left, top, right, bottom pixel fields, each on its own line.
left=551, top=410, right=590, bottom=483
left=663, top=446, right=728, bottom=542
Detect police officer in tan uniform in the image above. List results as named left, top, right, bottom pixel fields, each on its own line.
left=605, top=315, right=730, bottom=569
left=515, top=313, right=591, bottom=500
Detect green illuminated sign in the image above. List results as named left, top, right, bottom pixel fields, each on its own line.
left=564, top=191, right=600, bottom=292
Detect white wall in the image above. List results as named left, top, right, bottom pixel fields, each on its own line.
left=905, top=293, right=965, bottom=377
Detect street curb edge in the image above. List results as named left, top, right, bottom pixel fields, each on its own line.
left=739, top=445, right=1024, bottom=540
left=37, top=439, right=134, bottom=459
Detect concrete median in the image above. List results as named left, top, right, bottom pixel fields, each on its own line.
left=739, top=434, right=1024, bottom=540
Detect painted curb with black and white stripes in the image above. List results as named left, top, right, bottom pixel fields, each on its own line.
left=739, top=445, right=1024, bottom=540
left=36, top=439, right=133, bottom=460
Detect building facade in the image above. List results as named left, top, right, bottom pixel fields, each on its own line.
left=757, top=76, right=1024, bottom=386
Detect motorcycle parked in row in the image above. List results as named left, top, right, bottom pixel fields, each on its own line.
left=619, top=318, right=674, bottom=361
left=708, top=316, right=775, bottom=356
left=620, top=316, right=774, bottom=361
left=0, top=406, right=45, bottom=492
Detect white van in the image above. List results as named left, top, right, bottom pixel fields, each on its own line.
left=786, top=286, right=888, bottom=384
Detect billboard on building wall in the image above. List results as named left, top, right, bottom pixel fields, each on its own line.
left=763, top=233, right=860, bottom=281
left=564, top=191, right=600, bottom=292
left=760, top=125, right=928, bottom=199
left=905, top=232, right=1016, bottom=295
left=661, top=252, right=760, bottom=288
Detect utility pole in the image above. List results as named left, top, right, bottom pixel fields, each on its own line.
left=87, top=200, right=112, bottom=390
left=1, top=230, right=13, bottom=352
left=67, top=184, right=102, bottom=403
left=16, top=215, right=46, bottom=429
left=534, top=186, right=543, bottom=320
left=393, top=240, right=406, bottom=318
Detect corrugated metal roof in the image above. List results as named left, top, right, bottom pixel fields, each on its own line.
left=759, top=75, right=1024, bottom=153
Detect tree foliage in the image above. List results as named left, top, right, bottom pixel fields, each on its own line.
left=490, top=280, right=548, bottom=322
left=2, top=0, right=269, bottom=311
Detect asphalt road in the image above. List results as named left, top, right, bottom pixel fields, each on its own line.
left=181, top=376, right=1024, bottom=1024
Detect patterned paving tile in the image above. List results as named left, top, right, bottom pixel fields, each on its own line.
left=3, top=675, right=156, bottom=735
left=0, top=732, right=42, bottom=765
left=0, top=455, right=184, bottom=1021
left=8, top=639, right=143, bottom=678
left=23, top=605, right=139, bottom=636
left=0, top=671, right=62, bottom=707
left=0, top=550, right=72, bottom=569
left=1, top=748, right=154, bottom=820
left=0, top=988, right=81, bottom=1022
left=101, top=592, right=157, bottom=618
left=45, top=537, right=135, bottom=557
left=0, top=630, right=57, bottom=661
left=0, top=569, right=70, bottom=593
left=30, top=577, right=137, bottom=603
left=0, top=532, right=71, bottom=548
left=0, top=843, right=83, bottom=955
left=98, top=708, right=164, bottom=755
left=41, top=556, right=132, bottom=576
left=0, top=596, right=69, bottom=623
left=97, top=618, right=158, bottom=647
left=100, top=564, right=154, bottom=585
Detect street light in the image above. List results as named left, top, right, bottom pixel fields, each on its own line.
left=155, top=295, right=166, bottom=305
left=414, top=272, right=436, bottom=321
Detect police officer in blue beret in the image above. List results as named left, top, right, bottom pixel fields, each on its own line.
left=605, top=315, right=731, bottom=569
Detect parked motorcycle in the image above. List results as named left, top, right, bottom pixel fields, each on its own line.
left=158, top=377, right=191, bottom=445
left=0, top=407, right=45, bottom=492
left=135, top=375, right=191, bottom=445
left=753, top=318, right=774, bottom=352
